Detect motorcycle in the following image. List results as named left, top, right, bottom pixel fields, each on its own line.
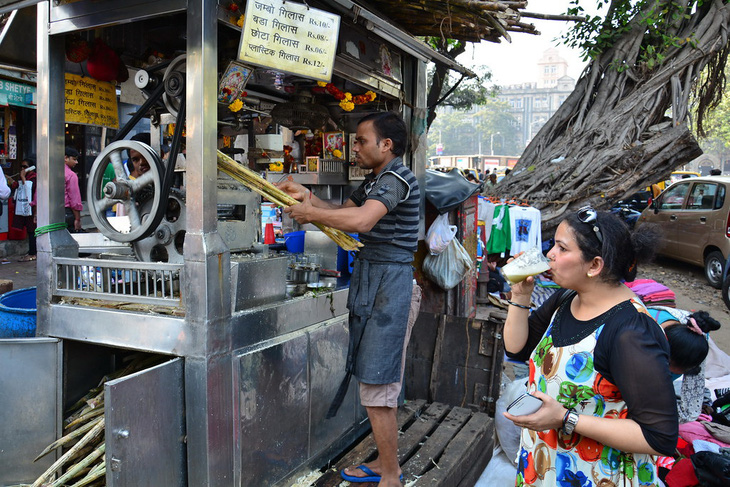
left=610, top=203, right=642, bottom=229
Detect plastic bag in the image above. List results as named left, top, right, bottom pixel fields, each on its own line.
left=426, top=213, right=458, bottom=255
left=423, top=238, right=473, bottom=290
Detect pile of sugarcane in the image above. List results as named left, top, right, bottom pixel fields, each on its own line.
left=217, top=150, right=363, bottom=251
left=28, top=355, right=165, bottom=487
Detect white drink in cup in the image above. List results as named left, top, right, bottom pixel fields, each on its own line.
left=501, top=246, right=551, bottom=285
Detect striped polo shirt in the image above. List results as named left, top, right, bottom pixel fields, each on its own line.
left=349, top=157, right=420, bottom=252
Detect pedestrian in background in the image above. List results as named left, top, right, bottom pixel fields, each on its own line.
left=0, top=168, right=9, bottom=200
left=64, top=146, right=83, bottom=232
left=9, top=157, right=37, bottom=261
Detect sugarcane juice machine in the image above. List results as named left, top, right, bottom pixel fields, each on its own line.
left=0, top=1, right=432, bottom=485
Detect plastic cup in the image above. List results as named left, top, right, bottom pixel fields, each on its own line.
left=501, top=247, right=551, bottom=285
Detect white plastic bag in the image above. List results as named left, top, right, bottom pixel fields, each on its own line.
left=422, top=238, right=473, bottom=290
left=425, top=213, right=458, bottom=255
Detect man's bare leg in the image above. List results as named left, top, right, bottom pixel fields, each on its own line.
left=368, top=405, right=401, bottom=486
left=342, top=406, right=401, bottom=486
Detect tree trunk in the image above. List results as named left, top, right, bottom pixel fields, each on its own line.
left=427, top=41, right=467, bottom=129
left=494, top=0, right=730, bottom=235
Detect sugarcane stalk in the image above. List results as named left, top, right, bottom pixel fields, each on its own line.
left=65, top=407, right=104, bottom=430
left=35, top=416, right=104, bottom=462
left=31, top=418, right=105, bottom=487
left=217, top=150, right=363, bottom=251
left=64, top=391, right=104, bottom=428
left=50, top=443, right=105, bottom=487
left=65, top=387, right=104, bottom=415
left=68, top=460, right=106, bottom=487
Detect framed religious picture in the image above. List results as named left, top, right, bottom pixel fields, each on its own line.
left=217, top=61, right=254, bottom=105
left=322, top=131, right=345, bottom=159
left=306, top=156, right=319, bottom=173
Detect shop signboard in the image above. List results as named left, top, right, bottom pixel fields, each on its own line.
left=238, top=0, right=340, bottom=82
left=64, top=73, right=119, bottom=129
left=0, top=79, right=35, bottom=109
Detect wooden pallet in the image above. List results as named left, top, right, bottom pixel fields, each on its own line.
left=311, top=399, right=494, bottom=487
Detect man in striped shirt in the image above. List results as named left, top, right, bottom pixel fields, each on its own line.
left=279, top=112, right=420, bottom=487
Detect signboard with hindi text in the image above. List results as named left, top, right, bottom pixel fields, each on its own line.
left=238, top=0, right=340, bottom=82
left=64, top=73, right=119, bottom=129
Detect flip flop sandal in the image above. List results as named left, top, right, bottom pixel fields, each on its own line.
left=340, top=465, right=403, bottom=483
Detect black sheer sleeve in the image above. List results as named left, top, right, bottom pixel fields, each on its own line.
left=506, top=289, right=570, bottom=362
left=596, top=312, right=679, bottom=456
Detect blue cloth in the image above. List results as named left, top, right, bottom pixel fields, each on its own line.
left=348, top=244, right=413, bottom=384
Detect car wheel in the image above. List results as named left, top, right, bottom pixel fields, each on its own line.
left=723, top=274, right=730, bottom=311
left=705, top=250, right=725, bottom=289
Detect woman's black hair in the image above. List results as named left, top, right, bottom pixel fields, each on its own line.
left=564, top=210, right=660, bottom=283
left=665, top=311, right=721, bottom=373
left=358, top=111, right=408, bottom=157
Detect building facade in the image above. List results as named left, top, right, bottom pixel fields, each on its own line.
left=498, top=48, right=576, bottom=150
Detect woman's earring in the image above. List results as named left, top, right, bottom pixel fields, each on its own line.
left=587, top=273, right=593, bottom=278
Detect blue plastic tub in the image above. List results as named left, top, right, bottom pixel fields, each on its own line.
left=0, top=287, right=37, bottom=338
left=284, top=231, right=305, bottom=253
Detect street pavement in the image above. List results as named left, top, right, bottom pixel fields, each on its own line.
left=0, top=258, right=37, bottom=291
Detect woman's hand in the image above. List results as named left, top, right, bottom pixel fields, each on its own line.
left=504, top=252, right=536, bottom=300
left=503, top=390, right=565, bottom=432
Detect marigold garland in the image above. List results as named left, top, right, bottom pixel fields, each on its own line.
left=315, top=82, right=377, bottom=112
left=228, top=99, right=244, bottom=112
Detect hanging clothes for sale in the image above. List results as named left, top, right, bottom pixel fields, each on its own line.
left=478, top=196, right=496, bottom=243
left=508, top=205, right=542, bottom=255
left=486, top=204, right=511, bottom=255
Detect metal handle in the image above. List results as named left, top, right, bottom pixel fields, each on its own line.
left=670, top=215, right=677, bottom=221
left=700, top=216, right=707, bottom=223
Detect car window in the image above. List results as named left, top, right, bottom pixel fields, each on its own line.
left=659, top=182, right=690, bottom=210
left=687, top=183, right=718, bottom=210
left=716, top=185, right=726, bottom=210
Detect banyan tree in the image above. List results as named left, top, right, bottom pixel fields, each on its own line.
left=500, top=0, right=730, bottom=232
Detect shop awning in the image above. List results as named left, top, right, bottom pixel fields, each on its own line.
left=0, top=0, right=39, bottom=15
left=0, top=6, right=36, bottom=71
left=323, top=0, right=475, bottom=78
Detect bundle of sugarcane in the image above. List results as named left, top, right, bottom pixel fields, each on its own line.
left=217, top=150, right=363, bottom=252
left=29, top=355, right=165, bottom=487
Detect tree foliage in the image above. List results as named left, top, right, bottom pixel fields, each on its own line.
left=428, top=98, right=520, bottom=157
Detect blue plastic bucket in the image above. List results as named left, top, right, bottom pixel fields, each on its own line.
left=0, top=287, right=37, bottom=338
left=284, top=231, right=305, bottom=253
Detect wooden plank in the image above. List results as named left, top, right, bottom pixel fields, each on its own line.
left=397, top=402, right=451, bottom=462
left=414, top=413, right=493, bottom=486
left=312, top=399, right=427, bottom=487
left=428, top=315, right=447, bottom=400
left=401, top=406, right=472, bottom=479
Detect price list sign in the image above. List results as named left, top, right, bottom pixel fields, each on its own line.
left=238, top=0, right=340, bottom=82
left=64, top=73, right=119, bottom=129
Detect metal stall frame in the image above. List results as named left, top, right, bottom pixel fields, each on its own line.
left=17, top=1, right=464, bottom=485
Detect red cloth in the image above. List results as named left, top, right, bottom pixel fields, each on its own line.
left=665, top=458, right=699, bottom=487
left=86, top=39, right=120, bottom=82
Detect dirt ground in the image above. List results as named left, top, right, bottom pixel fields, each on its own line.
left=636, top=256, right=730, bottom=355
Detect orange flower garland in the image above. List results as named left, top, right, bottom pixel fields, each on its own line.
left=316, top=81, right=376, bottom=112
